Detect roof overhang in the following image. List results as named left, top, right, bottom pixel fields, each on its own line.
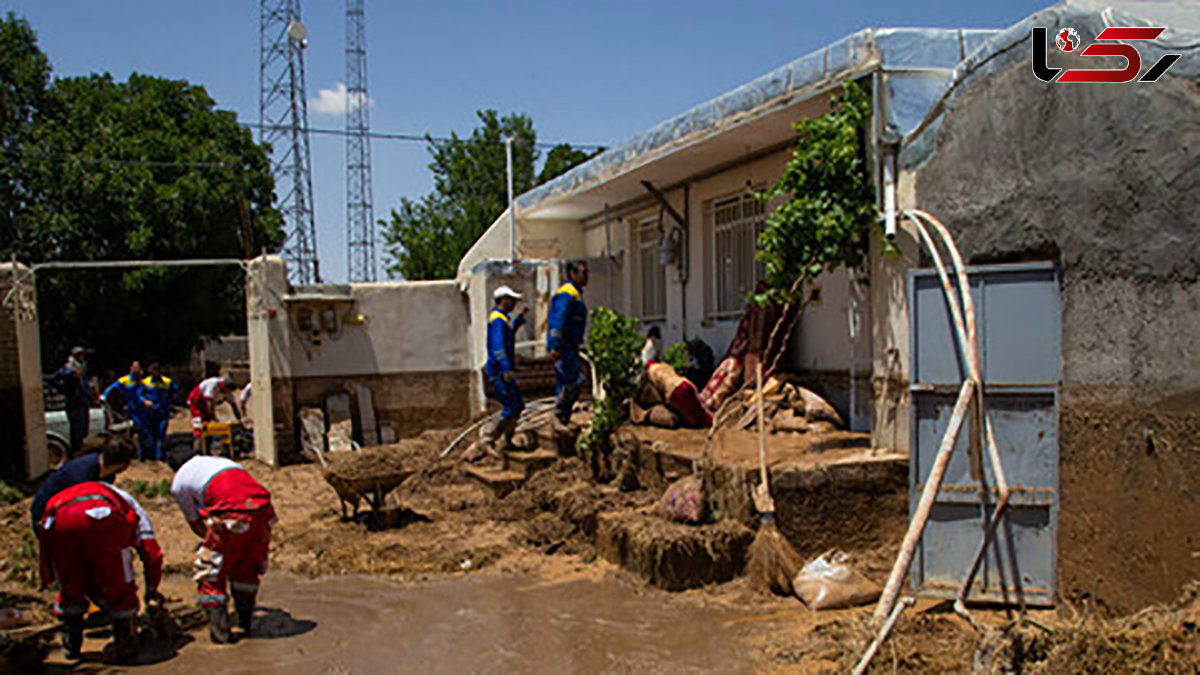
left=516, top=27, right=1000, bottom=224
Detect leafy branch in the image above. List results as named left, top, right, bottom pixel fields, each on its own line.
left=755, top=80, right=875, bottom=306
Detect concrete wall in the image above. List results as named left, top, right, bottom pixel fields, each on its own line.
left=898, top=62, right=1200, bottom=613
left=0, top=263, right=47, bottom=479
left=286, top=280, right=471, bottom=378
left=254, top=258, right=476, bottom=461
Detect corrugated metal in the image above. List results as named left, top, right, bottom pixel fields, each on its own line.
left=909, top=262, right=1060, bottom=606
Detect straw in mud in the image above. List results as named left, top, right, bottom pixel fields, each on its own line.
left=745, top=361, right=803, bottom=595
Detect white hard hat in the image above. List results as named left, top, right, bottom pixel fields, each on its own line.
left=493, top=285, right=522, bottom=301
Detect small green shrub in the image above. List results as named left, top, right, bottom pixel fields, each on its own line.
left=578, top=307, right=643, bottom=480
left=662, top=342, right=690, bottom=373
left=0, top=481, right=24, bottom=505
left=127, top=478, right=172, bottom=499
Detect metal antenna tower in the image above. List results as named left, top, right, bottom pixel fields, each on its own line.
left=260, top=0, right=320, bottom=283
left=345, top=0, right=376, bottom=281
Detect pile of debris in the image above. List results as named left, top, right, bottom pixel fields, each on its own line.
left=729, top=376, right=844, bottom=435
left=630, top=372, right=844, bottom=434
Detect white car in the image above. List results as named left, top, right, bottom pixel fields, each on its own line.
left=43, top=376, right=118, bottom=466
left=44, top=406, right=110, bottom=465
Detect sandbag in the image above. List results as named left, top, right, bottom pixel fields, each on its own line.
left=657, top=475, right=706, bottom=524
left=808, top=420, right=838, bottom=435
left=793, top=551, right=881, bottom=610
left=630, top=400, right=651, bottom=425
left=771, top=408, right=810, bottom=434
left=647, top=405, right=679, bottom=429
left=634, top=379, right=664, bottom=408
left=796, top=387, right=844, bottom=428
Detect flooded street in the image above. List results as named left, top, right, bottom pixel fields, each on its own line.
left=132, top=573, right=761, bottom=674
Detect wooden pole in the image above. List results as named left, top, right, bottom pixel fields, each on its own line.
left=875, top=378, right=974, bottom=620
left=756, top=362, right=769, bottom=492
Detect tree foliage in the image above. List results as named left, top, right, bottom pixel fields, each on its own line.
left=0, top=15, right=284, bottom=373
left=0, top=13, right=51, bottom=246
left=756, top=80, right=874, bottom=304
left=382, top=110, right=600, bottom=280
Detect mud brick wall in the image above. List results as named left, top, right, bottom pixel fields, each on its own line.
left=910, top=61, right=1200, bottom=613
left=273, top=371, right=473, bottom=463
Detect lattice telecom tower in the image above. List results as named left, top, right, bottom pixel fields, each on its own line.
left=260, top=0, right=320, bottom=283
left=345, top=0, right=376, bottom=281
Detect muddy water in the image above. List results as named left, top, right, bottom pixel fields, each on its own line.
left=137, top=573, right=759, bottom=674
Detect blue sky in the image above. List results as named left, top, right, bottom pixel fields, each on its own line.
left=8, top=1, right=1047, bottom=281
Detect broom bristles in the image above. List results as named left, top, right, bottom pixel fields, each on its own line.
left=746, top=520, right=804, bottom=596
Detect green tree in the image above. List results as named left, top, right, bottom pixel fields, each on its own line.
left=9, top=71, right=283, bottom=372
left=0, top=13, right=51, bottom=250
left=757, top=80, right=874, bottom=304
left=538, top=143, right=595, bottom=184
left=383, top=110, right=599, bottom=280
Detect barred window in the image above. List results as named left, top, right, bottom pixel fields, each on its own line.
left=711, top=192, right=766, bottom=316
left=635, top=217, right=667, bottom=319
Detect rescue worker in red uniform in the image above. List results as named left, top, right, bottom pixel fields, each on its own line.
left=171, top=455, right=274, bottom=644
left=38, top=481, right=163, bottom=662
left=186, top=375, right=241, bottom=454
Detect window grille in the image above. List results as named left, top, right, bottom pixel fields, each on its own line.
left=712, top=192, right=766, bottom=315
left=635, top=217, right=667, bottom=319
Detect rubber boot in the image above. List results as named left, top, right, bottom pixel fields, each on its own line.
left=206, top=605, right=233, bottom=644
left=234, top=597, right=255, bottom=637
left=61, top=615, right=84, bottom=660
left=111, top=616, right=137, bottom=664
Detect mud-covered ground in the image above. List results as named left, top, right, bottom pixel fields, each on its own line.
left=3, top=422, right=1200, bottom=672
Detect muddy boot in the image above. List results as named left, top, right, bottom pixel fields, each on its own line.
left=234, top=597, right=255, bottom=637
left=206, top=605, right=233, bottom=645
left=549, top=415, right=571, bottom=438
left=111, top=617, right=137, bottom=664
left=61, top=615, right=84, bottom=660
left=496, top=417, right=520, bottom=470
left=462, top=440, right=488, bottom=463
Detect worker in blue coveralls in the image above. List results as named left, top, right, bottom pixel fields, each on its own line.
left=140, top=362, right=178, bottom=461
left=481, top=285, right=528, bottom=467
left=53, top=346, right=94, bottom=456
left=103, top=361, right=150, bottom=458
left=547, top=260, right=589, bottom=435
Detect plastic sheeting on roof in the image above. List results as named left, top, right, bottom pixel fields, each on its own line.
left=518, top=26, right=1000, bottom=216
left=902, top=0, right=1200, bottom=169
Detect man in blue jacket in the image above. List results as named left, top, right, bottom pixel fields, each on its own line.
left=547, top=261, right=589, bottom=433
left=53, top=347, right=94, bottom=456
left=141, top=363, right=178, bottom=461
left=30, top=437, right=134, bottom=530
left=481, top=285, right=528, bottom=466
left=103, top=361, right=150, bottom=458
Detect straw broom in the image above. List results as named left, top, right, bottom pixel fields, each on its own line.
left=745, top=361, right=804, bottom=595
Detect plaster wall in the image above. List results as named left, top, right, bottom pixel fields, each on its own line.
left=898, top=61, right=1200, bottom=612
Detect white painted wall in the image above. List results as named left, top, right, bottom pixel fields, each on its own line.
left=286, top=280, right=471, bottom=379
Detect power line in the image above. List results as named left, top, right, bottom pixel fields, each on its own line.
left=244, top=121, right=605, bottom=151
left=11, top=150, right=240, bottom=169
left=3, top=127, right=606, bottom=171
